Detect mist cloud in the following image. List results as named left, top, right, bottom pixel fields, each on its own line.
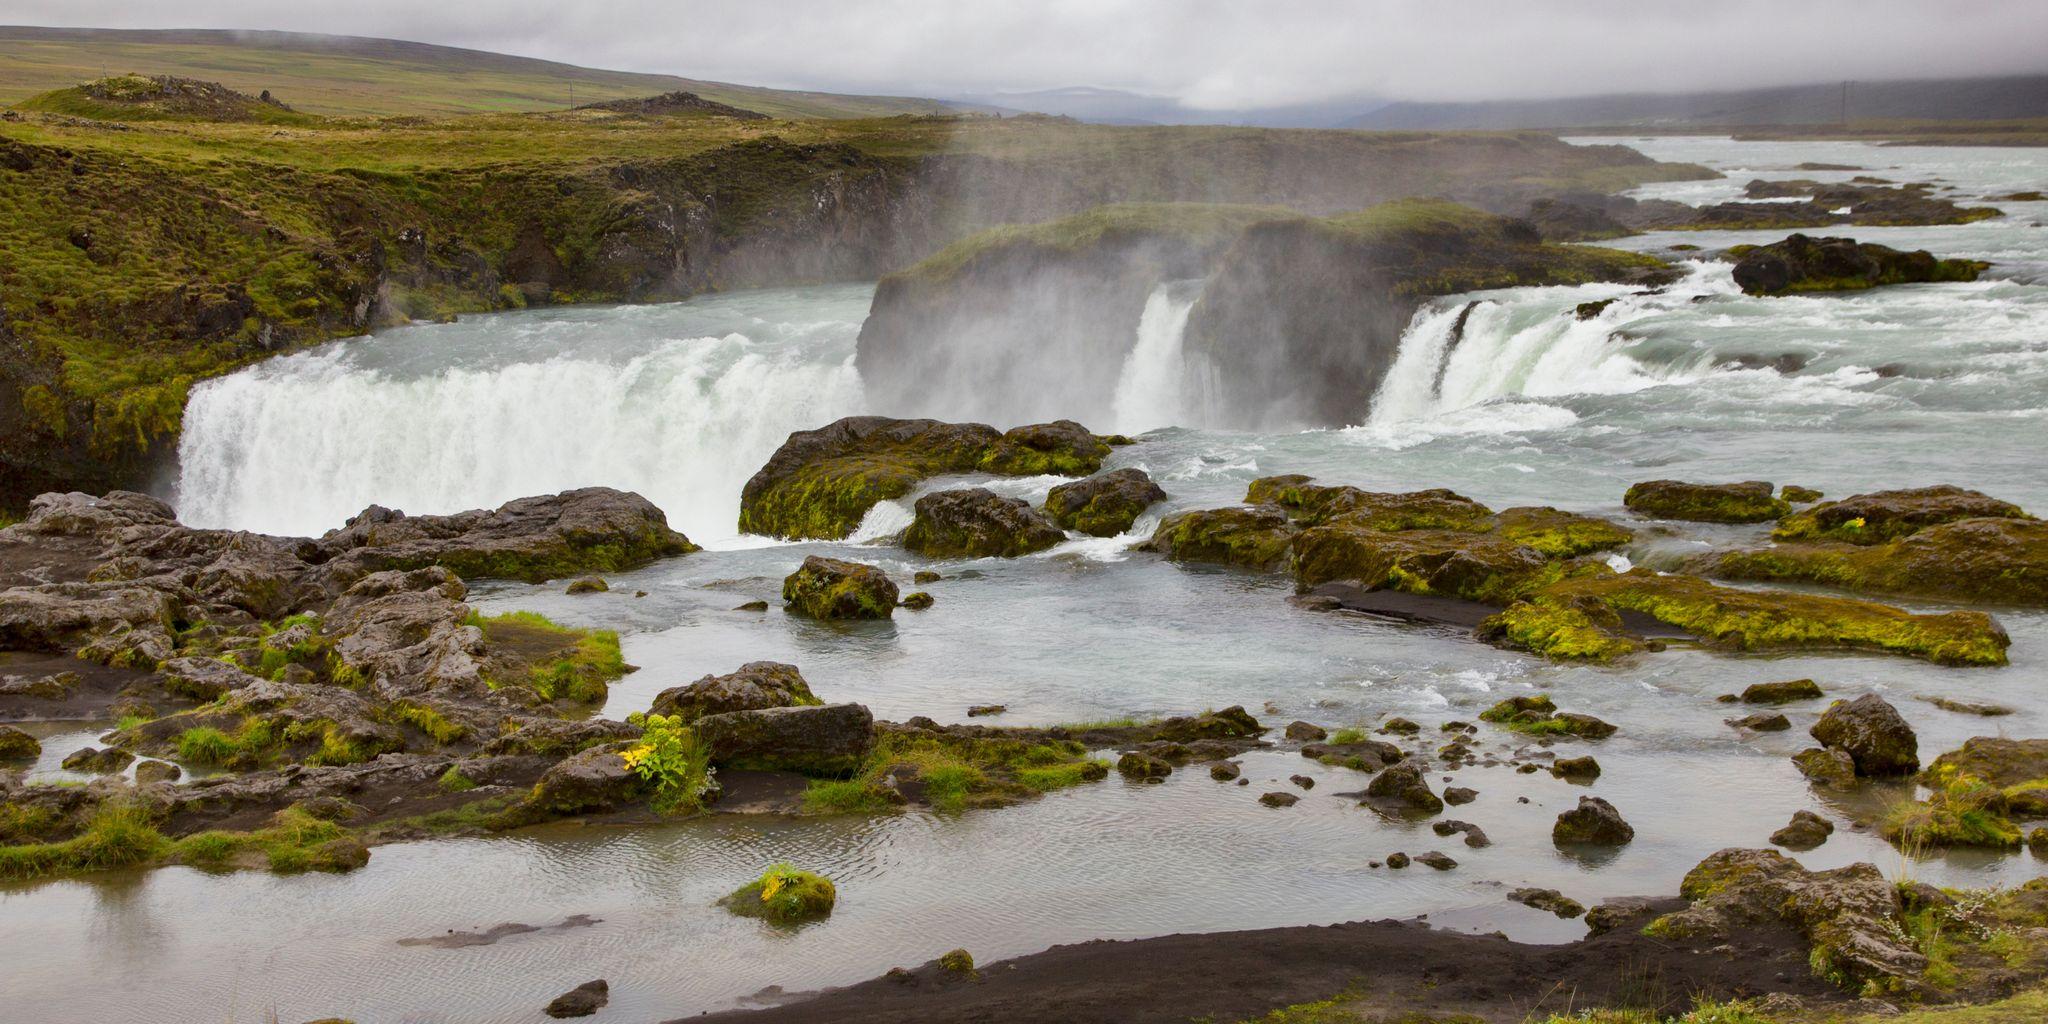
left=7, top=0, right=2046, bottom=109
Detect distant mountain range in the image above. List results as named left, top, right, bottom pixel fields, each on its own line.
left=1343, top=76, right=2048, bottom=130
left=949, top=86, right=1382, bottom=128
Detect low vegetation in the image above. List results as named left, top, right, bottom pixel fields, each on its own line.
left=470, top=610, right=626, bottom=703
left=723, top=863, right=837, bottom=925
left=803, top=730, right=1110, bottom=814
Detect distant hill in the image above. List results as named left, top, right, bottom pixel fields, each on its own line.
left=1346, top=76, right=2048, bottom=130
left=0, top=25, right=964, bottom=119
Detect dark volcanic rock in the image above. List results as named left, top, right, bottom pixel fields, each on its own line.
left=1810, top=694, right=1919, bottom=777
left=902, top=488, right=1066, bottom=558
left=1726, top=712, right=1791, bottom=732
left=1730, top=234, right=1986, bottom=296
left=1509, top=887, right=1585, bottom=918
left=1623, top=480, right=1788, bottom=523
left=1414, top=850, right=1457, bottom=870
left=782, top=556, right=898, bottom=619
left=1118, top=751, right=1173, bottom=780
left=1283, top=721, right=1327, bottom=742
left=60, top=745, right=133, bottom=773
left=695, top=703, right=875, bottom=776
left=1258, top=791, right=1299, bottom=808
left=650, top=662, right=819, bottom=723
left=1045, top=469, right=1167, bottom=537
left=1553, top=796, right=1633, bottom=846
left=1743, top=679, right=1824, bottom=704
left=579, top=89, right=768, bottom=119
left=977, top=421, right=1112, bottom=477
left=1792, top=746, right=1858, bottom=789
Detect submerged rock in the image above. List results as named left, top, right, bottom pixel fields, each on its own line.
left=650, top=662, right=820, bottom=724
left=1729, top=234, right=1987, bottom=296
left=1623, top=479, right=1788, bottom=523
left=1045, top=468, right=1167, bottom=537
left=782, top=556, right=898, bottom=619
left=1726, top=712, right=1791, bottom=732
left=544, top=980, right=610, bottom=1019
left=1553, top=796, right=1633, bottom=846
left=902, top=488, right=1066, bottom=558
left=1810, top=694, right=1919, bottom=777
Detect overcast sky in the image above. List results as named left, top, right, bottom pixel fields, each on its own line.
left=8, top=0, right=2047, bottom=110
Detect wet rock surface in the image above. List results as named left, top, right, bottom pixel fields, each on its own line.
left=651, top=662, right=820, bottom=724
left=1623, top=479, right=1788, bottom=523
left=1810, top=694, right=1920, bottom=777
left=902, top=488, right=1066, bottom=558
left=1554, top=796, right=1633, bottom=846
left=1045, top=469, right=1167, bottom=537
left=782, top=556, right=899, bottom=620
left=1730, top=234, right=1987, bottom=296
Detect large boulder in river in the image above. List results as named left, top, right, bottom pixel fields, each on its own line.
left=1810, top=694, right=1919, bottom=777
left=650, top=662, right=821, bottom=723
left=0, top=724, right=40, bottom=761
left=1730, top=234, right=1986, bottom=296
left=976, top=421, right=1112, bottom=477
left=1046, top=469, right=1167, bottom=537
left=694, top=702, right=875, bottom=775
left=738, top=417, right=1000, bottom=540
left=1362, top=760, right=1442, bottom=815
left=1144, top=505, right=1298, bottom=569
left=317, top=487, right=696, bottom=584
left=1623, top=480, right=1788, bottom=523
left=1553, top=795, right=1634, bottom=846
left=782, top=556, right=897, bottom=619
left=902, top=488, right=1066, bottom=558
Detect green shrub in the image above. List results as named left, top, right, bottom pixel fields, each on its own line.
left=621, top=713, right=715, bottom=814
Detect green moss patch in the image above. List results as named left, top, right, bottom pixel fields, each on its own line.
left=723, top=863, right=836, bottom=925
left=471, top=610, right=628, bottom=703
left=803, top=730, right=1109, bottom=814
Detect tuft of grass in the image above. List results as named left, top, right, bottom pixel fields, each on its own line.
left=803, top=733, right=1106, bottom=815
left=436, top=766, right=478, bottom=793
left=0, top=800, right=168, bottom=881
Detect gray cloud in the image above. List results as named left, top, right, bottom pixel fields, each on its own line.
left=7, top=0, right=2046, bottom=109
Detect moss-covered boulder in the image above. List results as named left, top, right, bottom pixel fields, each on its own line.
left=901, top=488, right=1066, bottom=558
left=0, top=725, right=39, bottom=761
left=976, top=421, right=1112, bottom=477
left=694, top=703, right=875, bottom=775
left=1291, top=525, right=1561, bottom=603
left=1478, top=694, right=1615, bottom=738
left=723, top=863, right=836, bottom=924
left=1713, top=516, right=2048, bottom=606
left=1775, top=486, right=2029, bottom=545
left=1248, top=476, right=1493, bottom=532
left=650, top=662, right=820, bottom=724
left=782, top=557, right=898, bottom=619
left=737, top=417, right=1001, bottom=540
left=1730, top=234, right=1988, bottom=295
left=1810, top=694, right=1919, bottom=777
left=1623, top=479, right=1789, bottom=523
left=1488, top=506, right=1633, bottom=557
left=1045, top=468, right=1167, bottom=537
left=1641, top=848, right=1923, bottom=990
left=1143, top=505, right=1297, bottom=569
left=1923, top=737, right=2048, bottom=816
left=1362, top=760, right=1443, bottom=816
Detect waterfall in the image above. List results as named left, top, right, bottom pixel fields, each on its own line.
left=1366, top=268, right=1732, bottom=428
left=1108, top=280, right=1202, bottom=434
left=175, top=329, right=865, bottom=545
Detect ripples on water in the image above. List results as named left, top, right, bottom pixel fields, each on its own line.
left=10, top=137, right=2046, bottom=1022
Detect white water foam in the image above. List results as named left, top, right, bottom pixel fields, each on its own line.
left=1109, top=281, right=1201, bottom=434
left=175, top=332, right=864, bottom=544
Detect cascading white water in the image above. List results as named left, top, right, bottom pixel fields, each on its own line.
left=175, top=303, right=867, bottom=544
left=1108, top=281, right=1201, bottom=434
left=1366, top=264, right=1734, bottom=430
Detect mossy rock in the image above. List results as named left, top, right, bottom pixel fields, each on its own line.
left=1518, top=569, right=2009, bottom=666
left=1144, top=505, right=1298, bottom=569
left=1623, top=479, right=1790, bottom=523
left=1742, top=678, right=1824, bottom=704
left=1487, top=506, right=1632, bottom=557
left=1774, top=486, right=2029, bottom=545
left=1810, top=694, right=1919, bottom=777
left=1290, top=524, right=1563, bottom=604
left=0, top=725, right=40, bottom=761
left=649, top=661, right=820, bottom=724
left=782, top=556, right=898, bottom=620
left=738, top=417, right=1001, bottom=540
left=1045, top=468, right=1167, bottom=537
left=724, top=864, right=836, bottom=925
left=1714, top=516, right=2048, bottom=605
left=1730, top=233, right=1990, bottom=295
left=1247, top=476, right=1493, bottom=532
left=902, top=488, right=1066, bottom=559
left=976, top=420, right=1111, bottom=477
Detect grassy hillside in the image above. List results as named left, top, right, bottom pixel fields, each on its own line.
left=0, top=26, right=961, bottom=119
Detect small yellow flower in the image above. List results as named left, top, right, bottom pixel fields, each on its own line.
left=1845, top=517, right=1866, bottom=530
left=761, top=873, right=787, bottom=903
